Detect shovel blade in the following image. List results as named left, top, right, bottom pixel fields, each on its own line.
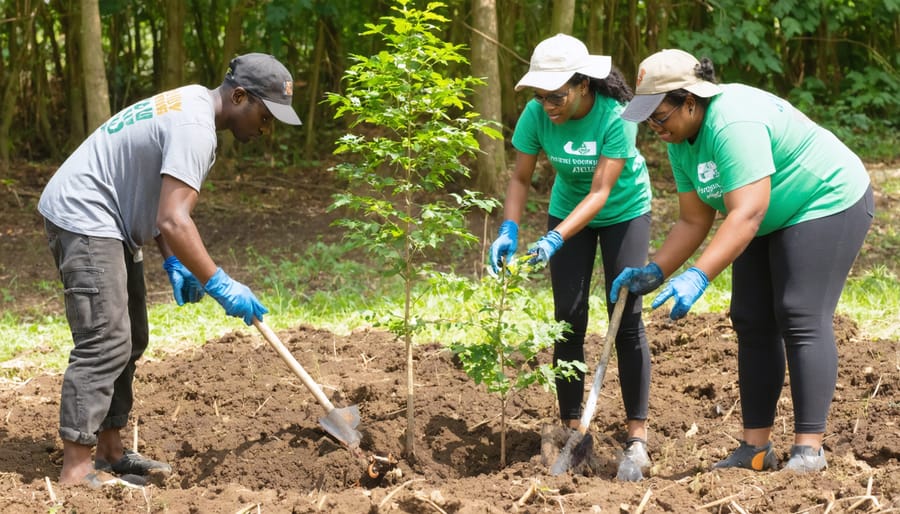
left=550, top=430, right=592, bottom=476
left=319, top=405, right=362, bottom=450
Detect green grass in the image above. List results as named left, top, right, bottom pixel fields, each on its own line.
left=0, top=241, right=897, bottom=381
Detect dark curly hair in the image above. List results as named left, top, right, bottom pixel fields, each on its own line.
left=569, top=67, right=633, bottom=105
left=664, top=57, right=717, bottom=109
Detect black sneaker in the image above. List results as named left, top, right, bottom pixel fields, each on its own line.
left=96, top=449, right=172, bottom=476
left=782, top=445, right=827, bottom=472
left=713, top=441, right=778, bottom=471
left=616, top=437, right=651, bottom=481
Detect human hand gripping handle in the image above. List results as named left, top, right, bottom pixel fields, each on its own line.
left=489, top=220, right=519, bottom=274
left=526, top=230, right=563, bottom=266
left=651, top=267, right=709, bottom=320
left=163, top=256, right=205, bottom=306
left=609, top=262, right=664, bottom=302
left=204, top=268, right=269, bottom=325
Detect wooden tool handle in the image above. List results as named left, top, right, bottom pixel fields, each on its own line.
left=577, top=286, right=629, bottom=430
left=253, top=319, right=335, bottom=412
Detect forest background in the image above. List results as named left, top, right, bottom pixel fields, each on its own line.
left=0, top=0, right=898, bottom=188
left=0, top=4, right=898, bottom=510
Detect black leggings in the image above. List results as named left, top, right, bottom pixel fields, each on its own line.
left=730, top=186, right=874, bottom=434
left=548, top=213, right=651, bottom=422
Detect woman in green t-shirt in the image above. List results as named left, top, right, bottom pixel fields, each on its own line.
left=488, top=34, right=653, bottom=481
left=612, top=49, right=874, bottom=473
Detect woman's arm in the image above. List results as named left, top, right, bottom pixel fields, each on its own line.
left=692, top=177, right=770, bottom=280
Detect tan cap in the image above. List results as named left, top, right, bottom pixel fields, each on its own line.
left=515, top=34, right=611, bottom=92
left=621, top=49, right=721, bottom=122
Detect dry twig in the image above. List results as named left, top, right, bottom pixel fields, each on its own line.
left=413, top=490, right=448, bottom=514
left=234, top=503, right=260, bottom=514
left=254, top=396, right=272, bottom=416
left=44, top=476, right=57, bottom=504
left=379, top=478, right=424, bottom=509
left=634, top=487, right=653, bottom=514
left=515, top=480, right=538, bottom=508
left=871, top=375, right=883, bottom=398
left=729, top=500, right=749, bottom=514
left=721, top=398, right=739, bottom=423
left=696, top=492, right=742, bottom=510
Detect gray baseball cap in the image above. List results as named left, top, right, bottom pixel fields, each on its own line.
left=226, top=53, right=302, bottom=125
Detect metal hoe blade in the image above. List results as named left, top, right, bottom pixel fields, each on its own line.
left=320, top=405, right=362, bottom=451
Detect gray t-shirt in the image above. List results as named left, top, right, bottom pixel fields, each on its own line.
left=39, top=85, right=218, bottom=251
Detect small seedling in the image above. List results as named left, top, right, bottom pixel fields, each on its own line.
left=437, top=257, right=585, bottom=467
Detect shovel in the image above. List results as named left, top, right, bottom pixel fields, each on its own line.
left=253, top=318, right=362, bottom=453
left=549, top=287, right=628, bottom=476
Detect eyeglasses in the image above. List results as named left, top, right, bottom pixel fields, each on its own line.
left=647, top=103, right=683, bottom=126
left=533, top=87, right=571, bottom=107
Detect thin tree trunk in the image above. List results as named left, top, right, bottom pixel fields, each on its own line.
left=162, top=0, right=185, bottom=90
left=304, top=19, right=326, bottom=160
left=218, top=0, right=252, bottom=157
left=33, top=17, right=59, bottom=161
left=471, top=0, right=506, bottom=195
left=626, top=0, right=638, bottom=72
left=587, top=0, right=603, bottom=53
left=61, top=0, right=86, bottom=147
left=81, top=0, right=111, bottom=132
left=0, top=0, right=37, bottom=168
left=496, top=0, right=520, bottom=132
left=551, top=0, right=575, bottom=35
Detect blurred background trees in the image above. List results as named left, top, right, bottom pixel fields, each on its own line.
left=0, top=0, right=897, bottom=180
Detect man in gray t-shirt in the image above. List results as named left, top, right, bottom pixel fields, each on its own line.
left=38, top=53, right=301, bottom=488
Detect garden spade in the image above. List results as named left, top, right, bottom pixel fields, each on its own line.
left=253, top=319, right=362, bottom=453
left=549, top=287, right=629, bottom=476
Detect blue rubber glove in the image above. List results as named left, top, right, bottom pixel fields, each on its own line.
left=204, top=268, right=268, bottom=325
left=162, top=256, right=205, bottom=306
left=489, top=220, right=519, bottom=274
left=610, top=262, right=664, bottom=302
left=526, top=230, right=563, bottom=266
left=651, top=267, right=709, bottom=320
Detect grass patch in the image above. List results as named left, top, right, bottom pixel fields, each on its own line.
left=1, top=241, right=897, bottom=381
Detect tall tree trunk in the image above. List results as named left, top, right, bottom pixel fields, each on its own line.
left=471, top=0, right=506, bottom=195
left=551, top=0, right=575, bottom=35
left=587, top=0, right=603, bottom=52
left=81, top=0, right=111, bottom=132
left=59, top=0, right=86, bottom=148
left=162, top=0, right=185, bottom=90
left=33, top=14, right=59, bottom=161
left=497, top=0, right=521, bottom=131
left=626, top=0, right=638, bottom=73
left=0, top=0, right=37, bottom=168
left=304, top=19, right=326, bottom=160
left=217, top=0, right=252, bottom=158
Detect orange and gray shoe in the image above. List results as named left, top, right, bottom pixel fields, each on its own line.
left=713, top=441, right=778, bottom=471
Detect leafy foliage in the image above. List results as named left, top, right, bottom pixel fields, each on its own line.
left=435, top=258, right=583, bottom=467
left=324, top=0, right=501, bottom=458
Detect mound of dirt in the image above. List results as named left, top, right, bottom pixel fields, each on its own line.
left=1, top=311, right=897, bottom=513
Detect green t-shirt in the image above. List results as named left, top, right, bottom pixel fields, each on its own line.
left=668, top=83, right=869, bottom=235
left=512, top=94, right=651, bottom=227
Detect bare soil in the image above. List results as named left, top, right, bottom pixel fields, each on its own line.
left=0, top=158, right=897, bottom=513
